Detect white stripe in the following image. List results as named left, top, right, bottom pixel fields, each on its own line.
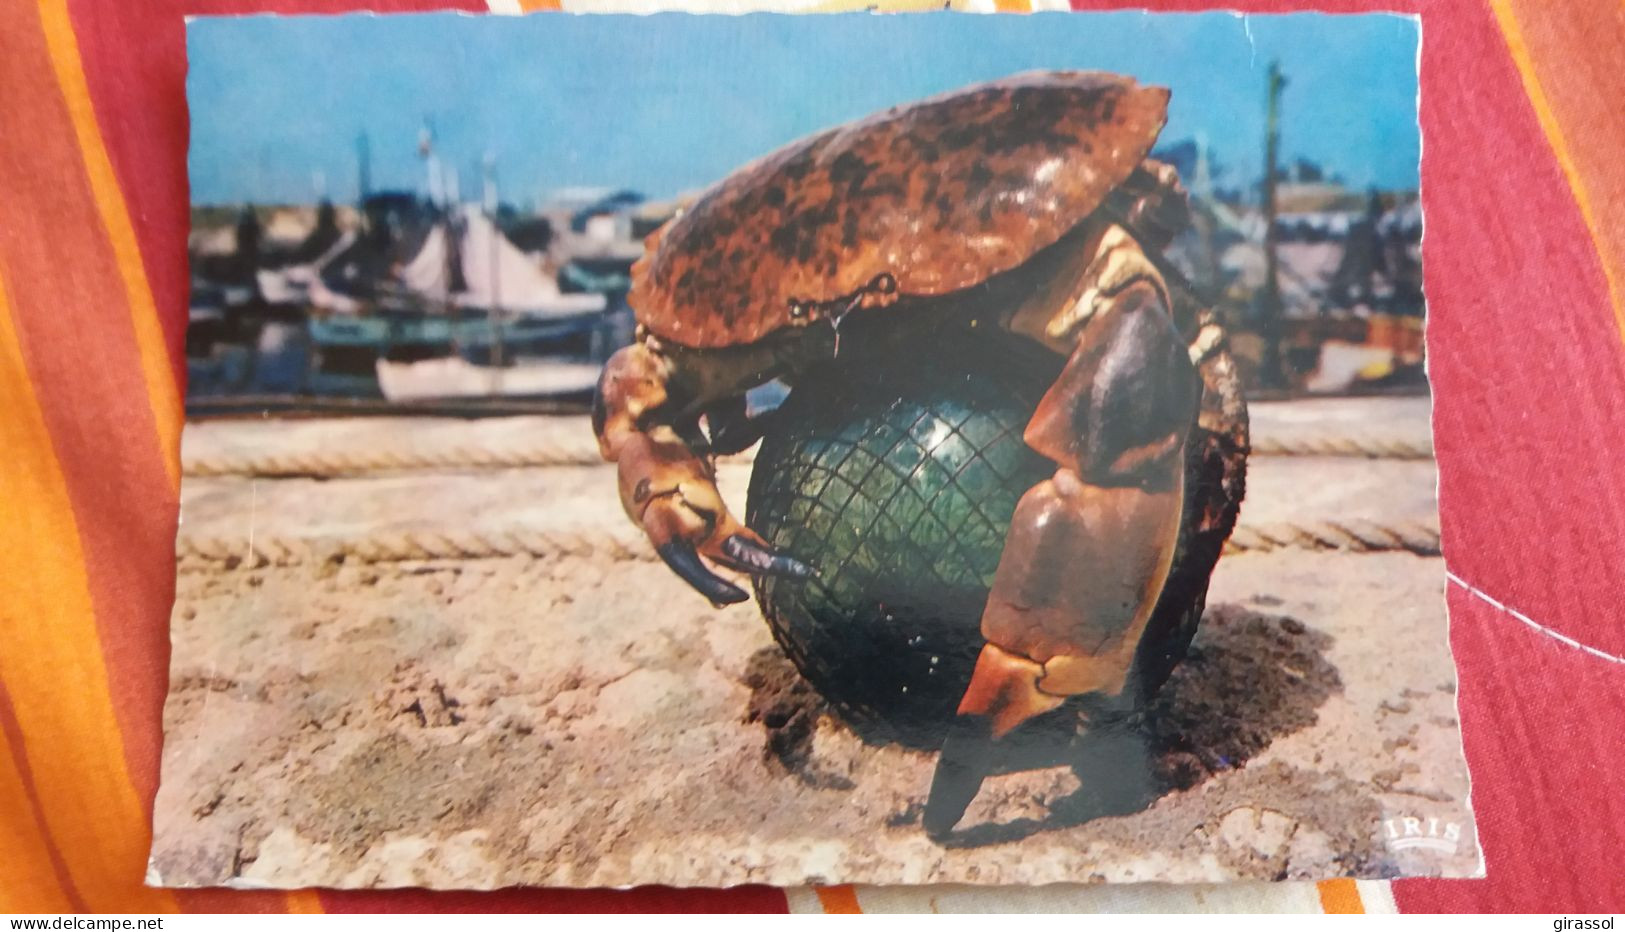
left=1448, top=571, right=1625, bottom=665
left=827, top=883, right=1328, bottom=913
left=1354, top=879, right=1398, bottom=915
left=783, top=887, right=827, bottom=914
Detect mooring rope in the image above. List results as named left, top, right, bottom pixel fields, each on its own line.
left=1248, top=436, right=1433, bottom=460
left=175, top=516, right=1441, bottom=572
left=1222, top=518, right=1440, bottom=556
left=175, top=526, right=651, bottom=572
left=180, top=441, right=608, bottom=478
left=180, top=433, right=1431, bottom=479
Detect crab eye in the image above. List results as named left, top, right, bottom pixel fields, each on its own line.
left=788, top=301, right=808, bottom=319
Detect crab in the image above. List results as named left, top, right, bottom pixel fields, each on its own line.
left=593, top=71, right=1248, bottom=839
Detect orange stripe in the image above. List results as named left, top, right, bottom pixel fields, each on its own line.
left=0, top=680, right=81, bottom=914
left=163, top=887, right=319, bottom=914
left=0, top=266, right=177, bottom=913
left=286, top=890, right=328, bottom=914
left=1490, top=0, right=1625, bottom=348
left=517, top=0, right=561, bottom=10
left=35, top=0, right=182, bottom=485
left=1317, top=878, right=1365, bottom=914
left=4, top=5, right=298, bottom=914
left=992, top=0, right=1032, bottom=10
left=814, top=885, right=863, bottom=914
left=0, top=1, right=193, bottom=911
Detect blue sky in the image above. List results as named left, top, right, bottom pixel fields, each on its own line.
left=187, top=11, right=1419, bottom=206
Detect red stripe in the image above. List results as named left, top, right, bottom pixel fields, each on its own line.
left=1070, top=1, right=1416, bottom=10
left=56, top=0, right=479, bottom=914
left=1396, top=0, right=1625, bottom=911
left=317, top=886, right=790, bottom=913
left=0, top=0, right=178, bottom=818
left=1496, top=0, right=1625, bottom=343
left=1396, top=593, right=1625, bottom=910
left=1416, top=1, right=1625, bottom=658
left=0, top=679, right=88, bottom=913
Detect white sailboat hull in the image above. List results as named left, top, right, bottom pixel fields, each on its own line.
left=375, top=356, right=601, bottom=402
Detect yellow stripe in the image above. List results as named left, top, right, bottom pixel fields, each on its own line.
left=1490, top=0, right=1625, bottom=347
left=35, top=0, right=182, bottom=487
left=814, top=885, right=863, bottom=913
left=0, top=729, right=77, bottom=913
left=1316, top=878, right=1365, bottom=914
left=0, top=270, right=178, bottom=913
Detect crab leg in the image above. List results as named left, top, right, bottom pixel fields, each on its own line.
left=924, top=231, right=1199, bottom=839
left=593, top=336, right=815, bottom=606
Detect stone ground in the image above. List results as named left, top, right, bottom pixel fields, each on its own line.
left=149, top=398, right=1479, bottom=889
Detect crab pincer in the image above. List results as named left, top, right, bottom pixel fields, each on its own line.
left=652, top=532, right=810, bottom=607
left=651, top=505, right=813, bottom=608
left=657, top=540, right=751, bottom=606
left=716, top=534, right=814, bottom=581
left=596, top=352, right=813, bottom=606
left=627, top=443, right=812, bottom=606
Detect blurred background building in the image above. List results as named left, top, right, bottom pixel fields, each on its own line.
left=187, top=133, right=1424, bottom=411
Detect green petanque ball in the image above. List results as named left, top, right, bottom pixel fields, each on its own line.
left=746, top=327, right=1063, bottom=747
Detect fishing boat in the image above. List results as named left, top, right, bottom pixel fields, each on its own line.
left=307, top=202, right=611, bottom=402
left=374, top=355, right=602, bottom=402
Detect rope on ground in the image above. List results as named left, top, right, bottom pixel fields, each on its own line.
left=1249, top=435, right=1433, bottom=460
left=1223, top=518, right=1440, bottom=557
left=181, top=433, right=1431, bottom=479
left=181, top=441, right=608, bottom=478
left=176, top=516, right=1441, bottom=572
left=176, top=527, right=654, bottom=572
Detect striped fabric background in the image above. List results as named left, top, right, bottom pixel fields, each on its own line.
left=1, top=0, right=1621, bottom=914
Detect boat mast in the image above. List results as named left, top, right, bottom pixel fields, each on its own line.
left=1258, top=60, right=1287, bottom=390
left=484, top=151, right=504, bottom=397
left=420, top=121, right=462, bottom=359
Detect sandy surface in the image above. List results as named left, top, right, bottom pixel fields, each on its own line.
left=151, top=403, right=1477, bottom=889
left=175, top=455, right=1438, bottom=543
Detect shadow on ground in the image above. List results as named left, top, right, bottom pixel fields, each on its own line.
left=745, top=602, right=1343, bottom=844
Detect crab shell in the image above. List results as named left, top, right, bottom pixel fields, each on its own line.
left=630, top=71, right=1171, bottom=349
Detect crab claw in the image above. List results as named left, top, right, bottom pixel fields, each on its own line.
left=922, top=716, right=997, bottom=840
left=615, top=427, right=812, bottom=604
left=717, top=534, right=815, bottom=580
left=657, top=541, right=750, bottom=606
left=595, top=341, right=815, bottom=604
left=1045, top=226, right=1162, bottom=344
